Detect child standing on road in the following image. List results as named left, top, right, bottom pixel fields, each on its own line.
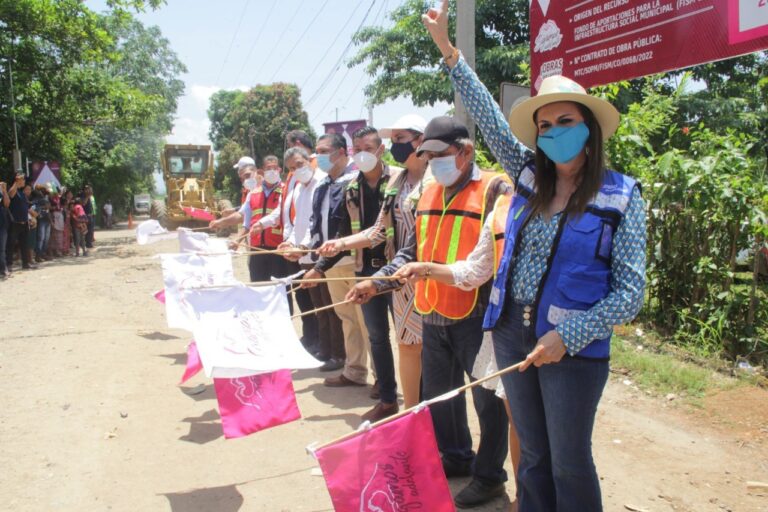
left=72, top=198, right=88, bottom=257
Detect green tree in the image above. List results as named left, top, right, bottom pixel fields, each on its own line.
left=350, top=0, right=529, bottom=107
left=0, top=0, right=185, bottom=216
left=207, top=83, right=315, bottom=200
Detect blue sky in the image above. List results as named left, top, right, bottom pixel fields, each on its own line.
left=88, top=0, right=450, bottom=145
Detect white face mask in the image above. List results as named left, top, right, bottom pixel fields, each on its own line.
left=264, top=169, right=281, bottom=185
left=294, top=166, right=313, bottom=184
left=430, top=155, right=463, bottom=187
left=243, top=177, right=258, bottom=191
left=352, top=151, right=379, bottom=173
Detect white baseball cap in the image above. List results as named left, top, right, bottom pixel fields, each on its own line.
left=233, top=156, right=256, bottom=170
left=378, top=114, right=428, bottom=138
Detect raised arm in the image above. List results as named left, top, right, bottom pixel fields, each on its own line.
left=422, top=0, right=533, bottom=179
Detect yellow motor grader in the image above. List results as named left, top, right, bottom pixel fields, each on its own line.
left=151, top=144, right=232, bottom=230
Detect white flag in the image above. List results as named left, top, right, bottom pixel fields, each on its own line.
left=177, top=228, right=229, bottom=254
left=136, top=219, right=177, bottom=245
left=160, top=252, right=236, bottom=330
left=184, top=285, right=321, bottom=378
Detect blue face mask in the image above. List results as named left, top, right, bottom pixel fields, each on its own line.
left=430, top=155, right=463, bottom=187
left=536, top=122, right=590, bottom=164
left=316, top=154, right=333, bottom=172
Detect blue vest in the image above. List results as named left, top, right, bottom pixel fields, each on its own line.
left=483, top=163, right=638, bottom=359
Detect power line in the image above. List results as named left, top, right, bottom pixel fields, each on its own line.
left=231, top=0, right=278, bottom=88
left=299, top=1, right=366, bottom=90
left=214, top=0, right=252, bottom=85
left=268, top=0, right=333, bottom=83
left=310, top=0, right=389, bottom=123
left=303, top=0, right=378, bottom=108
left=249, top=0, right=309, bottom=85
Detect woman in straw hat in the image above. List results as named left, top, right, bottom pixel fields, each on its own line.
left=392, top=1, right=647, bottom=510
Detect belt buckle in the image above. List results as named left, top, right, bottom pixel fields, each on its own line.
left=370, top=258, right=385, bottom=268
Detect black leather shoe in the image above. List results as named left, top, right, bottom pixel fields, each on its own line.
left=442, top=457, right=472, bottom=478
left=454, top=479, right=506, bottom=509
left=319, top=358, right=344, bottom=372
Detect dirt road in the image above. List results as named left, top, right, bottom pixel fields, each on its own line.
left=1, top=224, right=766, bottom=511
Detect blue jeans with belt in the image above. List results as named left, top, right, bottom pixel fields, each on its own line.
left=422, top=315, right=509, bottom=485
left=493, top=302, right=608, bottom=511
left=357, top=264, right=396, bottom=403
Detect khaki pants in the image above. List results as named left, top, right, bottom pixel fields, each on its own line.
left=325, top=264, right=370, bottom=384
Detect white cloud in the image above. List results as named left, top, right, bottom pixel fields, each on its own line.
left=168, top=84, right=251, bottom=146
left=189, top=85, right=223, bottom=109
left=167, top=116, right=211, bottom=145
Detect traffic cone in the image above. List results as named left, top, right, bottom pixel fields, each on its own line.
left=128, top=211, right=134, bottom=229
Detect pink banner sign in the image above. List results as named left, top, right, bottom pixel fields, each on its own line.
left=530, top=0, right=768, bottom=91
left=179, top=341, right=203, bottom=385
left=213, top=370, right=301, bottom=439
left=323, top=119, right=368, bottom=156
left=315, top=408, right=454, bottom=512
left=30, top=161, right=62, bottom=181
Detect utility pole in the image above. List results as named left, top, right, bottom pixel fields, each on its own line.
left=454, top=0, right=476, bottom=140
left=367, top=103, right=373, bottom=126
left=7, top=37, right=22, bottom=172
left=247, top=126, right=256, bottom=161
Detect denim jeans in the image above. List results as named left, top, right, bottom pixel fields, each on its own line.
left=493, top=302, right=609, bottom=512
left=422, top=315, right=509, bottom=485
left=0, top=224, right=7, bottom=273
left=357, top=265, right=396, bottom=403
left=36, top=220, right=51, bottom=255
left=86, top=214, right=95, bottom=247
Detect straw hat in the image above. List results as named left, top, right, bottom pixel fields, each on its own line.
left=508, top=75, right=620, bottom=149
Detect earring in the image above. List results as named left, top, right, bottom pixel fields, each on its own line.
left=585, top=147, right=590, bottom=157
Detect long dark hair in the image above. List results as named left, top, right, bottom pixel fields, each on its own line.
left=528, top=103, right=605, bottom=217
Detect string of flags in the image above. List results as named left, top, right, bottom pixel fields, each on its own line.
left=145, top=223, right=460, bottom=510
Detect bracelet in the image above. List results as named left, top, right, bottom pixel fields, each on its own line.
left=424, top=264, right=432, bottom=277
left=443, top=47, right=459, bottom=66
left=339, top=239, right=346, bottom=250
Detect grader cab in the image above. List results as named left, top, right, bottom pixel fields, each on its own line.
left=151, top=144, right=232, bottom=230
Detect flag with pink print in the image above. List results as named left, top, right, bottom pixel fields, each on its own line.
left=213, top=370, right=301, bottom=439
left=315, top=408, right=454, bottom=512
left=179, top=342, right=203, bottom=385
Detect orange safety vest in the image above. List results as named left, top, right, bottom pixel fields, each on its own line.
left=491, top=194, right=512, bottom=278
left=414, top=170, right=505, bottom=320
left=280, top=172, right=298, bottom=226
left=249, top=185, right=283, bottom=249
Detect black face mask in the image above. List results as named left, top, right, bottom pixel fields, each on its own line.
left=390, top=141, right=416, bottom=164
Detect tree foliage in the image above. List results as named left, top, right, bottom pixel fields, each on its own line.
left=207, top=83, right=315, bottom=201
left=0, top=0, right=184, bottom=216
left=606, top=77, right=768, bottom=363
left=350, top=0, right=530, bottom=106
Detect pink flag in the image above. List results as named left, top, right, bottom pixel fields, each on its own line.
left=153, top=288, right=166, bottom=304
left=315, top=408, right=455, bottom=512
left=182, top=207, right=215, bottom=221
left=179, top=341, right=203, bottom=385
left=213, top=370, right=301, bottom=439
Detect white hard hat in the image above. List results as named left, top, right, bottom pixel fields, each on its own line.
left=233, top=156, right=256, bottom=170
left=379, top=114, right=428, bottom=138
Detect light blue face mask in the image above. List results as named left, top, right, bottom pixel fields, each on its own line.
left=430, top=155, right=463, bottom=187
left=316, top=154, right=333, bottom=172
left=536, top=122, right=590, bottom=164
